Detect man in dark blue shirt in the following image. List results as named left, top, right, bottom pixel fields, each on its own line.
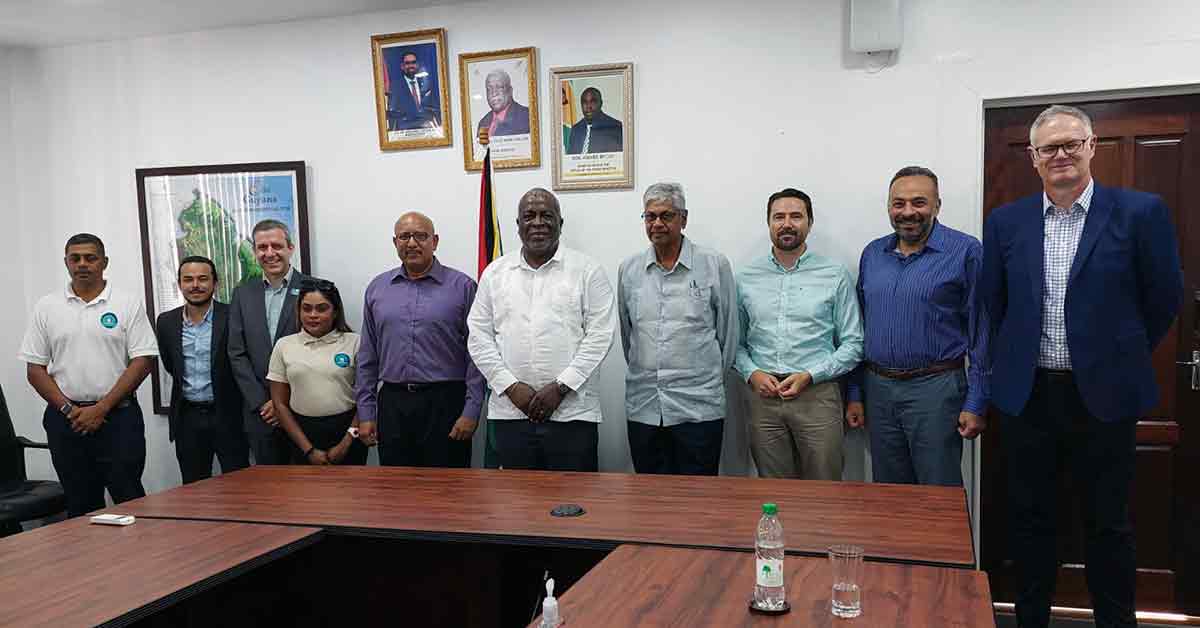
left=846, top=166, right=987, bottom=486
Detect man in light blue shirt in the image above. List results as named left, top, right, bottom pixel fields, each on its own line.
left=618, top=183, right=738, bottom=476
left=735, top=188, right=863, bottom=480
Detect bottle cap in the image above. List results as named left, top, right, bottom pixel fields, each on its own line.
left=762, top=503, right=778, bottom=515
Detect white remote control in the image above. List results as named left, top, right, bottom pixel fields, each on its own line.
left=90, top=514, right=136, bottom=526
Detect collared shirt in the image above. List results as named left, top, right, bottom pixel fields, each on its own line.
left=18, top=281, right=159, bottom=401
left=356, top=259, right=485, bottom=423
left=267, top=330, right=360, bottom=417
left=1040, top=178, right=1094, bottom=369
left=264, top=267, right=294, bottom=340
left=734, top=249, right=863, bottom=384
left=467, top=247, right=616, bottom=423
left=180, top=305, right=214, bottom=402
left=618, top=238, right=738, bottom=426
left=847, top=222, right=989, bottom=415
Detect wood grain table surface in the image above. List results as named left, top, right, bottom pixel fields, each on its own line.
left=530, top=544, right=995, bottom=627
left=106, top=465, right=974, bottom=567
left=0, top=516, right=321, bottom=628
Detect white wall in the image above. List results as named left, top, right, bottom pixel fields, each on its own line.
left=5, top=0, right=1200, bottom=521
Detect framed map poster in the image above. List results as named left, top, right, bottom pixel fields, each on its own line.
left=135, top=161, right=311, bottom=415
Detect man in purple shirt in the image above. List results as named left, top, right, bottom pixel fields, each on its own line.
left=356, top=212, right=485, bottom=467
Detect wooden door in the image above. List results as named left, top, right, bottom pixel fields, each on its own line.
left=982, top=95, right=1200, bottom=615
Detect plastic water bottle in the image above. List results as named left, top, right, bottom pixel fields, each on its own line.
left=754, top=503, right=786, bottom=610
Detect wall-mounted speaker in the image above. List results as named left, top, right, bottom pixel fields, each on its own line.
left=849, top=0, right=903, bottom=53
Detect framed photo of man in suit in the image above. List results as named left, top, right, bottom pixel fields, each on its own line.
left=135, top=161, right=312, bottom=414
left=458, top=46, right=540, bottom=171
left=371, top=28, right=453, bottom=151
left=550, top=62, right=634, bottom=191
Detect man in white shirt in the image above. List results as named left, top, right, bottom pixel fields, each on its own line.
left=18, top=233, right=158, bottom=517
left=467, top=188, right=616, bottom=471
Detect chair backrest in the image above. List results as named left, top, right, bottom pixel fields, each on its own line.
left=0, top=385, right=25, bottom=488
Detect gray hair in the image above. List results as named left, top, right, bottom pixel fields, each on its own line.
left=251, top=219, right=293, bottom=246
left=485, top=69, right=512, bottom=90
left=1029, top=105, right=1094, bottom=144
left=642, top=182, right=686, bottom=212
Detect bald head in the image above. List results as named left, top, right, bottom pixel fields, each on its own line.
left=516, top=187, right=562, bottom=265
left=395, top=211, right=435, bottom=235
left=518, top=188, right=560, bottom=213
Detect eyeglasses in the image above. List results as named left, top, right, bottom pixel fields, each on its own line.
left=642, top=210, right=682, bottom=224
left=395, top=232, right=431, bottom=243
left=1032, top=138, right=1089, bottom=159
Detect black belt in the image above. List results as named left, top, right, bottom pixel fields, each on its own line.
left=74, top=398, right=133, bottom=409
left=382, top=381, right=460, bottom=393
left=867, top=357, right=965, bottom=381
left=1036, top=367, right=1073, bottom=379
left=179, top=398, right=216, bottom=410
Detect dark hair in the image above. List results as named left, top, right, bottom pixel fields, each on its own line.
left=251, top=219, right=293, bottom=245
left=580, top=87, right=603, bottom=105
left=298, top=278, right=352, bottom=333
left=401, top=51, right=418, bottom=62
left=64, top=233, right=105, bottom=256
left=766, top=188, right=813, bottom=222
left=889, top=166, right=940, bottom=198
left=177, top=255, right=218, bottom=281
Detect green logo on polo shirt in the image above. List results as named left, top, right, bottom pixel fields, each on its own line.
left=100, top=312, right=118, bottom=329
left=334, top=353, right=351, bottom=368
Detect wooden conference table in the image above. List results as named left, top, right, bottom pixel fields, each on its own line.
left=3, top=466, right=984, bottom=627
left=530, top=545, right=996, bottom=627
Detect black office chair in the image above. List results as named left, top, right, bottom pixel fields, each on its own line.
left=0, top=385, right=65, bottom=536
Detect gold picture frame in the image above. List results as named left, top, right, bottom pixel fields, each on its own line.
left=371, top=28, right=453, bottom=151
left=458, top=47, right=540, bottom=171
left=549, top=62, right=634, bottom=191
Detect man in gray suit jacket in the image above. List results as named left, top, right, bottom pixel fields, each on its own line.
left=228, top=219, right=311, bottom=465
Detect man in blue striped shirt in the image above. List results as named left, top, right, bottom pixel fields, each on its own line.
left=845, top=166, right=987, bottom=487
left=735, top=188, right=863, bottom=480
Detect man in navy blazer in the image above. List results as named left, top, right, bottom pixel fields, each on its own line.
left=388, top=51, right=441, bottom=131
left=982, top=105, right=1183, bottom=628
left=566, top=87, right=623, bottom=155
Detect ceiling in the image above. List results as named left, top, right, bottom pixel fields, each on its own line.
left=0, top=0, right=453, bottom=47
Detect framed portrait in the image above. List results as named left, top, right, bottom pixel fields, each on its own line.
left=135, top=161, right=311, bottom=415
left=458, top=47, right=540, bottom=171
left=549, top=62, right=634, bottom=191
left=371, top=28, right=453, bottom=151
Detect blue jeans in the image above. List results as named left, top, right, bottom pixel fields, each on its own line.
left=864, top=369, right=965, bottom=486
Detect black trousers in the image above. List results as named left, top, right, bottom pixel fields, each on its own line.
left=627, top=419, right=724, bottom=476
left=175, top=400, right=250, bottom=484
left=246, top=406, right=291, bottom=466
left=1005, top=370, right=1136, bottom=628
left=492, top=419, right=598, bottom=472
left=43, top=401, right=145, bottom=518
left=377, top=382, right=471, bottom=468
left=288, top=409, right=368, bottom=466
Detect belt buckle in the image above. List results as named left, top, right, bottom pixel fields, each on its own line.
left=405, top=383, right=420, bottom=393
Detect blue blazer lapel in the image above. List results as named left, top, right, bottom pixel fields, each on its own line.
left=1024, top=196, right=1045, bottom=309
left=1068, top=184, right=1112, bottom=287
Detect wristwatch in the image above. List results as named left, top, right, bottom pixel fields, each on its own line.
left=59, top=401, right=75, bottom=416
left=556, top=381, right=571, bottom=397
left=347, top=426, right=360, bottom=439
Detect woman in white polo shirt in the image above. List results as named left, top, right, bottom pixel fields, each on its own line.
left=267, top=279, right=368, bottom=465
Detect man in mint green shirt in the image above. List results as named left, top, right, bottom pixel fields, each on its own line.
left=735, top=188, right=863, bottom=480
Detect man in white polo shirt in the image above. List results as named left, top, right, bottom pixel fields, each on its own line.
left=18, top=233, right=158, bottom=517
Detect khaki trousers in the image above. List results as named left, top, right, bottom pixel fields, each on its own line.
left=747, top=381, right=843, bottom=480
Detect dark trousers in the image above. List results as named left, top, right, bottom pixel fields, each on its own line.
left=288, top=409, right=368, bottom=466
left=1005, top=370, right=1136, bottom=628
left=246, top=406, right=291, bottom=466
left=865, top=369, right=965, bottom=486
left=492, top=419, right=598, bottom=472
left=627, top=419, right=724, bottom=475
left=377, top=382, right=471, bottom=468
left=175, top=401, right=250, bottom=484
left=43, top=401, right=145, bottom=518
